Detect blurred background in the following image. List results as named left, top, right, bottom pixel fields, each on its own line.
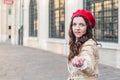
left=0, top=0, right=120, bottom=69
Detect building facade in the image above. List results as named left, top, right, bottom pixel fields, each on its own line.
left=0, top=0, right=120, bottom=69
left=0, top=0, right=17, bottom=44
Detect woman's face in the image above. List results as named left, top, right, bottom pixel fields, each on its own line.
left=72, top=17, right=87, bottom=38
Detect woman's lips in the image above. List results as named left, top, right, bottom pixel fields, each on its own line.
left=75, top=32, right=81, bottom=35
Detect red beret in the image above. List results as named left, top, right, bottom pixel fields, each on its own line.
left=71, top=9, right=96, bottom=28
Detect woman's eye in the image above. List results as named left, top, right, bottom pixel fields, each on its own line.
left=73, top=23, right=76, bottom=26
left=79, top=23, right=85, bottom=26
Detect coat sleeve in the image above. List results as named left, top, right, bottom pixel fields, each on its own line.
left=79, top=44, right=99, bottom=76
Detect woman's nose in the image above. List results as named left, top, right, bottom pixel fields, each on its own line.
left=76, top=25, right=80, bottom=29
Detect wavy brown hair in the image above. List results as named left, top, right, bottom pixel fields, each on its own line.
left=68, top=16, right=95, bottom=61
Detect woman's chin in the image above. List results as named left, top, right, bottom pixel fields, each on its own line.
left=75, top=35, right=82, bottom=38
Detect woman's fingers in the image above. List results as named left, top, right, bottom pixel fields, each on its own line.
left=72, top=56, right=78, bottom=66
left=78, top=57, right=85, bottom=65
left=72, top=56, right=85, bottom=67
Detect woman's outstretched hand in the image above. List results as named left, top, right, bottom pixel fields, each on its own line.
left=72, top=56, right=85, bottom=67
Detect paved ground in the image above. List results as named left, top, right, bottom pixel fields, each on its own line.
left=0, top=43, right=120, bottom=80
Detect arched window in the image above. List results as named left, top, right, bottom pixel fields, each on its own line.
left=29, top=0, right=38, bottom=37
left=84, top=0, right=118, bottom=43
left=49, top=0, right=65, bottom=39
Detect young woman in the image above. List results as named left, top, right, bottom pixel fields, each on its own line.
left=67, top=9, right=99, bottom=80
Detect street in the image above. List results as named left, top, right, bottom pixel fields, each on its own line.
left=0, top=43, right=120, bottom=80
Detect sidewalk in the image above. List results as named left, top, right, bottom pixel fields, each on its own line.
left=0, top=43, right=120, bottom=80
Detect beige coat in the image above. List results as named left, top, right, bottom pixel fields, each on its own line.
left=67, top=39, right=99, bottom=80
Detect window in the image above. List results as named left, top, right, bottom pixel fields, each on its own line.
left=49, top=0, right=65, bottom=39
left=84, top=0, right=118, bottom=43
left=29, top=0, right=38, bottom=37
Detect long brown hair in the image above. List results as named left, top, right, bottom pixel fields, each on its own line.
left=68, top=16, right=94, bottom=61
